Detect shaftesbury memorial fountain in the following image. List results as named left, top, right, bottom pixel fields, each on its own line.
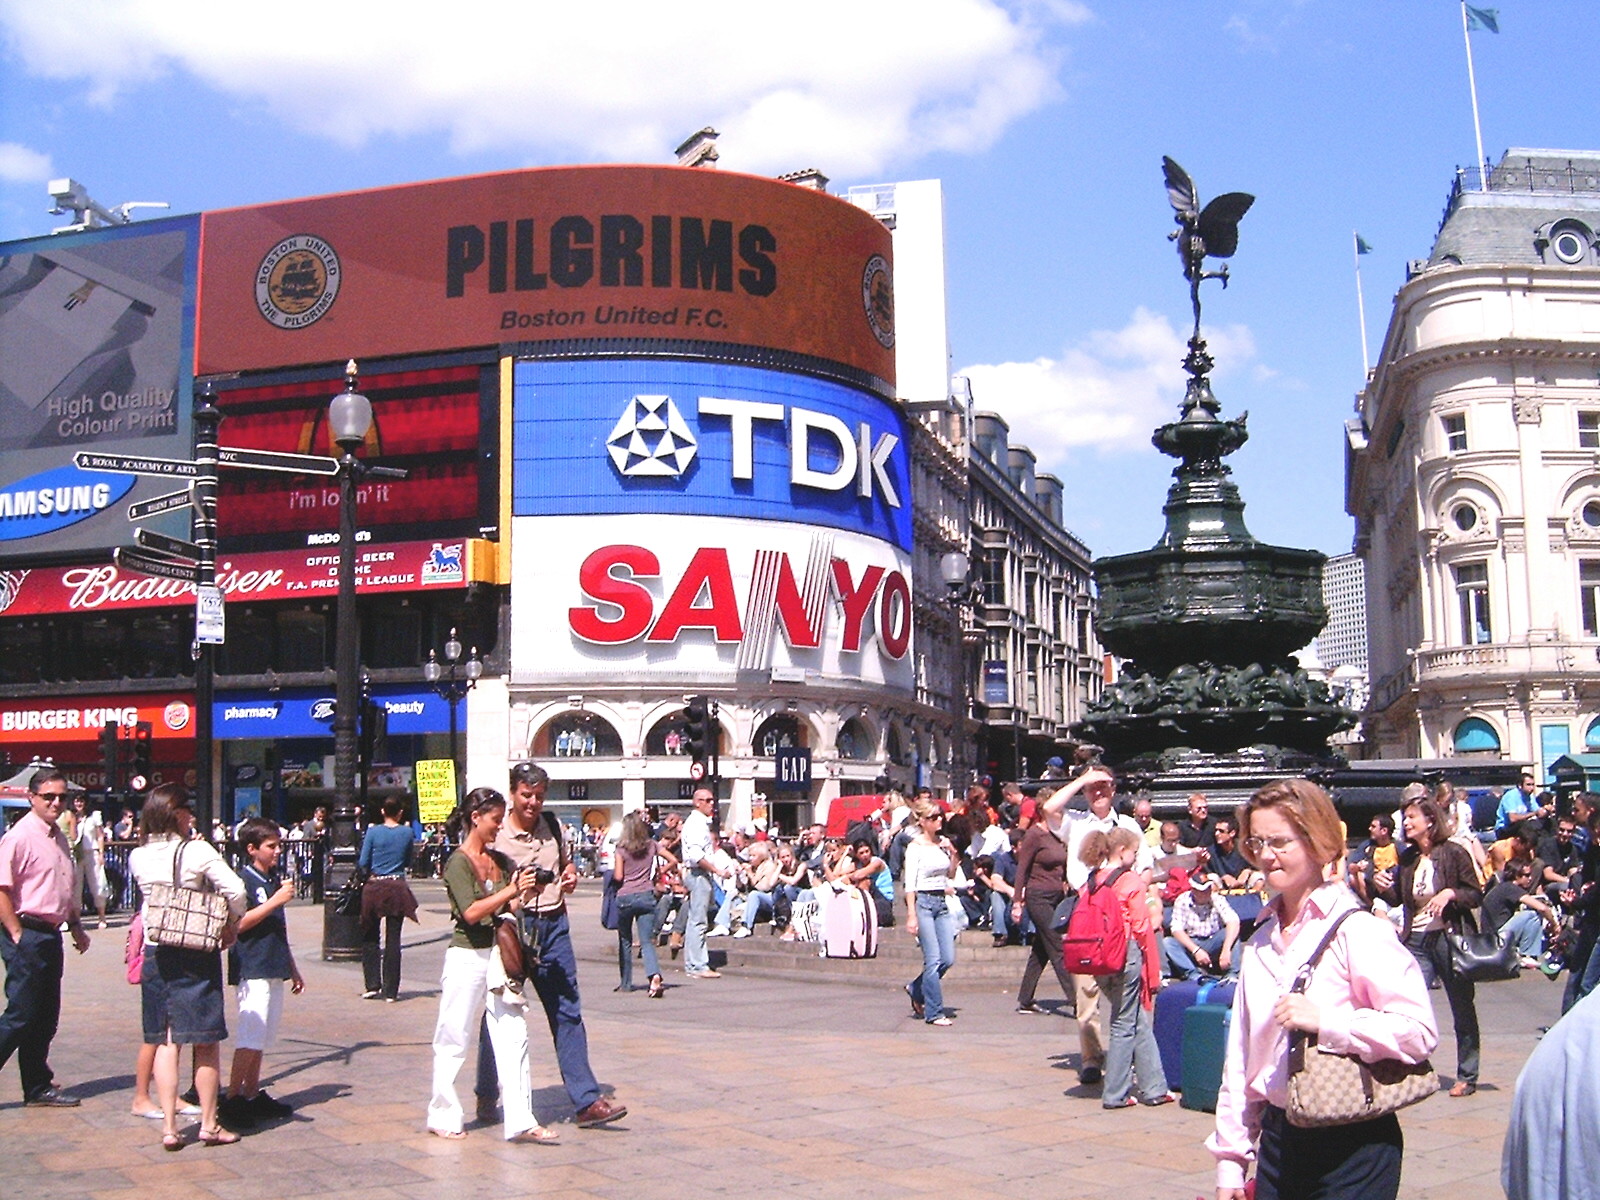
left=1072, top=159, right=1353, bottom=799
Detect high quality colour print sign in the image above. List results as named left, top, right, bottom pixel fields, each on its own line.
left=0, top=216, right=199, bottom=556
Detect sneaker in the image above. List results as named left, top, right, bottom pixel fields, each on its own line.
left=217, top=1096, right=259, bottom=1129
left=1015, top=1002, right=1040, bottom=1014
left=685, top=968, right=721, bottom=979
left=732, top=928, right=751, bottom=939
left=708, top=926, right=730, bottom=937
left=926, top=1016, right=953, bottom=1026
left=360, top=990, right=381, bottom=1000
left=1518, top=956, right=1541, bottom=970
left=1080, top=1066, right=1104, bottom=1086
left=251, top=1091, right=294, bottom=1118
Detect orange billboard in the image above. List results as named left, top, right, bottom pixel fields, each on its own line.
left=197, top=166, right=895, bottom=386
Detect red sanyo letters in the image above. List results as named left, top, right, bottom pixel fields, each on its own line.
left=568, top=544, right=910, bottom=659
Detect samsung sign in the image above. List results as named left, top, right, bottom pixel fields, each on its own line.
left=512, top=360, right=911, bottom=552
left=0, top=464, right=133, bottom=542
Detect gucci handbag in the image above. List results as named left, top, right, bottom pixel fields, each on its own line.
left=144, top=841, right=231, bottom=953
left=1284, top=911, right=1437, bottom=1128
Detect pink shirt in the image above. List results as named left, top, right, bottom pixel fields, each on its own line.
left=1206, top=881, right=1438, bottom=1191
left=0, top=809, right=77, bottom=925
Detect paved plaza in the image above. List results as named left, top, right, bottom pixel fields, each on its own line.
left=0, top=881, right=1557, bottom=1199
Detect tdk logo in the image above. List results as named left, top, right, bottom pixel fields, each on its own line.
left=606, top=393, right=901, bottom=507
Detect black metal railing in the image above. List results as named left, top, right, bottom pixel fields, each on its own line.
left=1440, top=158, right=1600, bottom=236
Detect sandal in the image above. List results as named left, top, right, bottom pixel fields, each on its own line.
left=198, top=1126, right=240, bottom=1147
left=162, top=1132, right=184, bottom=1152
left=508, top=1125, right=560, bottom=1144
left=1449, top=1081, right=1477, bottom=1098
left=647, top=975, right=664, bottom=999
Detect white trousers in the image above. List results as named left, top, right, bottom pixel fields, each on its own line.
left=428, top=946, right=537, bottom=1138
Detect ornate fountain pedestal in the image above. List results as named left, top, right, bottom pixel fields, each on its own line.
left=1070, top=163, right=1352, bottom=800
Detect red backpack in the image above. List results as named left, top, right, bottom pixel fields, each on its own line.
left=1062, top=865, right=1131, bottom=977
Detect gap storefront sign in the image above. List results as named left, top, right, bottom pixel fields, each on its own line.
left=215, top=687, right=454, bottom=739
left=510, top=359, right=914, bottom=690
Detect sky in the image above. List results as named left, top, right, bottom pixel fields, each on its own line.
left=2, top=0, right=1597, bottom=560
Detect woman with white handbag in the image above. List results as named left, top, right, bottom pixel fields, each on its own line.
left=128, top=784, right=247, bottom=1151
left=1208, top=780, right=1438, bottom=1200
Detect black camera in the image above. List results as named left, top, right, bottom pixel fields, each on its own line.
left=530, top=866, right=556, bottom=886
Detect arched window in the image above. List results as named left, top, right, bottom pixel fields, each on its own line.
left=533, top=711, right=622, bottom=758
left=837, top=717, right=873, bottom=760
left=1585, top=717, right=1600, bottom=752
left=884, top=724, right=910, bottom=767
left=644, top=710, right=723, bottom=757
left=753, top=714, right=806, bottom=757
left=1453, top=717, right=1501, bottom=754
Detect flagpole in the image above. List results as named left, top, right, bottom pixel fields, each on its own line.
left=1354, top=232, right=1370, bottom=378
left=1461, top=1, right=1488, bottom=190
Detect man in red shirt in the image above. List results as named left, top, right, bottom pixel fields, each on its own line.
left=0, top=768, right=91, bottom=1107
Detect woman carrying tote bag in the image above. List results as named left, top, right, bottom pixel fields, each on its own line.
left=127, top=784, right=247, bottom=1151
left=1208, top=779, right=1438, bottom=1200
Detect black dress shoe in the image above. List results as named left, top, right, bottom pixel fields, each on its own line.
left=25, top=1087, right=80, bottom=1107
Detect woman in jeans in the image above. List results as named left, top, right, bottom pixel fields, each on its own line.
left=613, top=811, right=673, bottom=997
left=1011, top=805, right=1076, bottom=1013
left=357, top=796, right=418, bottom=1001
left=1079, top=827, right=1172, bottom=1108
left=1376, top=792, right=1483, bottom=1097
left=902, top=799, right=959, bottom=1026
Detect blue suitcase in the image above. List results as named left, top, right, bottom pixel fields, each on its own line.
left=1180, top=1002, right=1232, bottom=1113
left=1154, top=979, right=1234, bottom=1088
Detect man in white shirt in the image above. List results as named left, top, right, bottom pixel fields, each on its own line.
left=1041, top=767, right=1151, bottom=1086
left=680, top=787, right=729, bottom=979
left=69, top=795, right=108, bottom=929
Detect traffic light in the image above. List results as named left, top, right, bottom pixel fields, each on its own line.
left=683, top=695, right=710, bottom=777
left=98, top=722, right=119, bottom=794
left=130, top=721, right=153, bottom=790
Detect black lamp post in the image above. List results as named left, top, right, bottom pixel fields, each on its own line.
left=940, top=550, right=982, bottom=788
left=424, top=628, right=482, bottom=801
left=322, top=362, right=374, bottom=960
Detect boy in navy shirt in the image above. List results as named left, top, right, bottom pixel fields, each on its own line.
left=221, top=818, right=304, bottom=1127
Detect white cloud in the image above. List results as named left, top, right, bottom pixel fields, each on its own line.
left=0, top=141, right=52, bottom=184
left=957, top=306, right=1258, bottom=463
left=0, top=1, right=1090, bottom=176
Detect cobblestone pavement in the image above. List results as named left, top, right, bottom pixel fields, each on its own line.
left=0, top=881, right=1551, bottom=1199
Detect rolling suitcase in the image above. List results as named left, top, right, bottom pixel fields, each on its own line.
left=1155, top=979, right=1234, bottom=1088
left=821, top=885, right=878, bottom=959
left=1180, top=1001, right=1232, bottom=1113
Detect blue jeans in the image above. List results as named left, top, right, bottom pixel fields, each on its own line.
left=908, top=893, right=956, bottom=1021
left=616, top=891, right=661, bottom=990
left=1162, top=929, right=1238, bottom=981
left=0, top=927, right=64, bottom=1099
left=1498, top=910, right=1545, bottom=959
left=1099, top=939, right=1168, bottom=1106
left=474, top=908, right=601, bottom=1112
left=742, top=890, right=775, bottom=931
left=684, top=870, right=713, bottom=973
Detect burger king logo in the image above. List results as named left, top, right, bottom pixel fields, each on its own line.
left=163, top=701, right=191, bottom=732
left=256, top=234, right=341, bottom=330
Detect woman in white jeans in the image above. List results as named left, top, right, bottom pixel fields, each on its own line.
left=427, top=788, right=558, bottom=1143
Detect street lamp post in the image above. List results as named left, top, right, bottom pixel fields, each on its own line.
left=322, top=362, right=374, bottom=960
left=940, top=550, right=982, bottom=788
left=424, top=627, right=482, bottom=801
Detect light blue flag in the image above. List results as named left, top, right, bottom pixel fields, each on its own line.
left=1465, top=4, right=1500, bottom=33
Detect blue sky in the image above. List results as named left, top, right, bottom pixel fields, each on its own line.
left=3, top=1, right=1596, bottom=559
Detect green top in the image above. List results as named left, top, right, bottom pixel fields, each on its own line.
left=442, top=847, right=512, bottom=950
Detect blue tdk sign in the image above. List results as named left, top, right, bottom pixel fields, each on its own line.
left=512, top=359, right=911, bottom=551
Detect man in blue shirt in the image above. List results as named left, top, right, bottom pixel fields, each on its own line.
left=1497, top=774, right=1552, bottom=838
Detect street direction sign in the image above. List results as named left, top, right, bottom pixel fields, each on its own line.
left=75, top=451, right=198, bottom=478
left=113, top=547, right=200, bottom=583
left=217, top=446, right=339, bottom=476
left=127, top=487, right=194, bottom=521
left=134, top=528, right=202, bottom=562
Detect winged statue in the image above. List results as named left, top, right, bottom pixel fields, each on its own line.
left=1162, top=156, right=1254, bottom=340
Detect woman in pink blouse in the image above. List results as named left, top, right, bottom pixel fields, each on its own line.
left=1207, top=780, right=1437, bottom=1200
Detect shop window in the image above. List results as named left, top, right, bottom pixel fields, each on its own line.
left=220, top=609, right=273, bottom=675
left=1453, top=717, right=1501, bottom=754
left=128, top=614, right=187, bottom=678
left=533, top=711, right=621, bottom=758
left=0, top=621, right=48, bottom=684
left=1454, top=562, right=1491, bottom=645
left=277, top=609, right=328, bottom=672
left=753, top=714, right=805, bottom=757
left=645, top=710, right=708, bottom=756
left=837, top=717, right=872, bottom=760
left=1586, top=717, right=1600, bottom=752
left=365, top=604, right=423, bottom=669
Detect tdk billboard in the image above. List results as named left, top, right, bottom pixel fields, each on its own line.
left=511, top=359, right=912, bottom=553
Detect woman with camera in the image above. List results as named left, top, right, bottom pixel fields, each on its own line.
left=427, top=788, right=557, bottom=1143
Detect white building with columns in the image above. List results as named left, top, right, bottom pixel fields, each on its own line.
left=1348, top=149, right=1600, bottom=776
